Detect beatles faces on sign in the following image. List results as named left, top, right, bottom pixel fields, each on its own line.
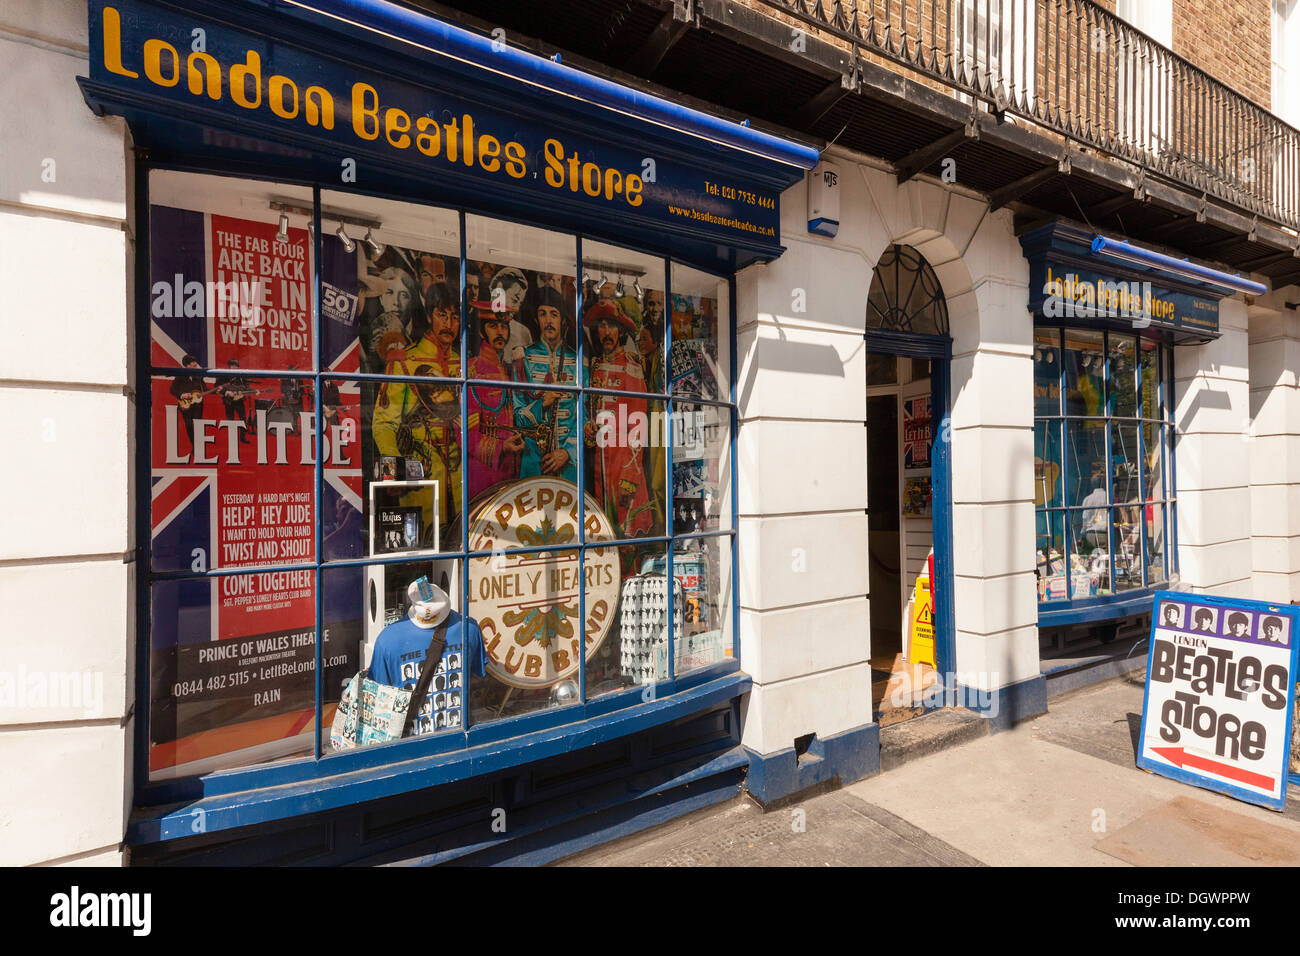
left=1157, top=600, right=1290, bottom=645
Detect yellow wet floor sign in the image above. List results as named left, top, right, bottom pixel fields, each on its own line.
left=909, top=576, right=936, bottom=668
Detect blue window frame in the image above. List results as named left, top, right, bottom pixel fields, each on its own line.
left=1034, top=325, right=1178, bottom=622
left=135, top=167, right=741, bottom=809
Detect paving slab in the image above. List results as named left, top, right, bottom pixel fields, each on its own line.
left=845, top=674, right=1300, bottom=866
left=555, top=788, right=982, bottom=866
left=1095, top=795, right=1300, bottom=866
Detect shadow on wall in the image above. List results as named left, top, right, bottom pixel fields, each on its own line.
left=737, top=313, right=855, bottom=413
left=1177, top=384, right=1233, bottom=433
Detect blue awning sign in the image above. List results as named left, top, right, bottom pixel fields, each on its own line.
left=1019, top=222, right=1251, bottom=341
left=82, top=0, right=818, bottom=264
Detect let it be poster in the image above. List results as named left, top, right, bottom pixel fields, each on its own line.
left=148, top=205, right=363, bottom=777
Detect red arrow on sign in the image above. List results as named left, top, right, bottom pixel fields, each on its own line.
left=1151, top=746, right=1276, bottom=791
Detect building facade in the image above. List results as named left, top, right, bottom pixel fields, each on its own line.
left=1, top=0, right=1298, bottom=866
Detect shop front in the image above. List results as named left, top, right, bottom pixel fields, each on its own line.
left=1020, top=222, right=1266, bottom=663
left=81, top=0, right=817, bottom=864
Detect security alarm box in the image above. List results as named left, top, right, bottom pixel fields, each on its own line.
left=807, top=160, right=840, bottom=237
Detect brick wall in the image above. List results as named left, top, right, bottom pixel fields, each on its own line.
left=1173, top=0, right=1271, bottom=108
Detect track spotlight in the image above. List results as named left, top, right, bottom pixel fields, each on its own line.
left=336, top=223, right=355, bottom=254
left=363, top=228, right=383, bottom=258
left=276, top=211, right=290, bottom=244
left=633, top=277, right=643, bottom=299
left=616, top=275, right=625, bottom=297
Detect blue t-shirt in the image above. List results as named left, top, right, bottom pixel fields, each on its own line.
left=368, top=610, right=485, bottom=735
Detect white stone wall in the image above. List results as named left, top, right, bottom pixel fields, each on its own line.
left=736, top=147, right=1036, bottom=758
left=1248, top=291, right=1300, bottom=602
left=1173, top=298, right=1253, bottom=597
left=0, top=0, right=133, bottom=866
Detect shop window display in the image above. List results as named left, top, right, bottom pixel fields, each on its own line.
left=1034, top=327, right=1176, bottom=605
left=144, top=171, right=737, bottom=777
left=659, top=535, right=734, bottom=676
left=322, top=560, right=474, bottom=751
left=671, top=262, right=731, bottom=401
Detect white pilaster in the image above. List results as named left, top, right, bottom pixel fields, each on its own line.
left=0, top=0, right=133, bottom=866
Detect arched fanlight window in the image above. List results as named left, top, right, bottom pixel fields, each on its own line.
left=866, top=244, right=949, bottom=336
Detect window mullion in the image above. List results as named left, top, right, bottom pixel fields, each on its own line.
left=312, top=184, right=324, bottom=761
left=576, top=234, right=587, bottom=704
left=1104, top=331, right=1116, bottom=595
left=664, top=255, right=675, bottom=683
left=458, top=209, right=471, bottom=736
left=1167, top=343, right=1177, bottom=578
left=1135, top=335, right=1147, bottom=589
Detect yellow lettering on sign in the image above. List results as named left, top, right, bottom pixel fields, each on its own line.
left=143, top=38, right=179, bottom=87
left=415, top=116, right=442, bottom=157
left=304, top=86, right=334, bottom=129
left=352, top=82, right=379, bottom=140
left=230, top=50, right=262, bottom=110
left=96, top=18, right=684, bottom=218
left=503, top=141, right=527, bottom=179
left=582, top=161, right=602, bottom=197
left=102, top=7, right=139, bottom=79
left=543, top=138, right=566, bottom=189
left=384, top=107, right=411, bottom=149
left=478, top=134, right=501, bottom=173
left=187, top=51, right=221, bottom=99
left=269, top=75, right=299, bottom=119
left=625, top=174, right=643, bottom=206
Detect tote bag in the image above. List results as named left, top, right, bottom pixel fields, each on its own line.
left=330, top=622, right=447, bottom=750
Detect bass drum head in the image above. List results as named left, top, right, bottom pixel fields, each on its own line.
left=449, top=477, right=621, bottom=689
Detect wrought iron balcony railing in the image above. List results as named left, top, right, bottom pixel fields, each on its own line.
left=763, top=0, right=1300, bottom=230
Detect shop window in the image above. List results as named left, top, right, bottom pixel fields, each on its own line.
left=1034, top=328, right=1176, bottom=605
left=143, top=171, right=737, bottom=779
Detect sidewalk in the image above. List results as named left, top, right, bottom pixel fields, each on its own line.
left=559, top=672, right=1300, bottom=866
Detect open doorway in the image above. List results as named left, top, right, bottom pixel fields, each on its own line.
left=863, top=244, right=953, bottom=726
left=867, top=353, right=941, bottom=724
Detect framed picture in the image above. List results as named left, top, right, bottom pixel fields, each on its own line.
left=367, top=479, right=440, bottom=557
